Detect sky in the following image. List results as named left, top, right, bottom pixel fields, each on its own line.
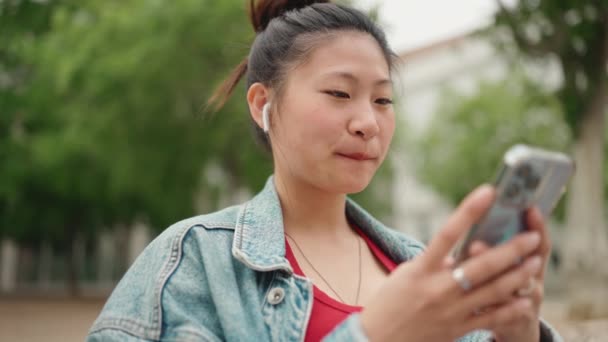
left=354, top=0, right=514, bottom=53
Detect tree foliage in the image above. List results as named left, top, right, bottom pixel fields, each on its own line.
left=1, top=0, right=395, bottom=251
left=493, top=0, right=608, bottom=135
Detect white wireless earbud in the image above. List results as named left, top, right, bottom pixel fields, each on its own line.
left=262, top=103, right=270, bottom=133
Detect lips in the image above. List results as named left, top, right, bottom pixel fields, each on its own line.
left=336, top=152, right=377, bottom=161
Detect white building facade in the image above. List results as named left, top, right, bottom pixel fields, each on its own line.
left=391, top=33, right=511, bottom=242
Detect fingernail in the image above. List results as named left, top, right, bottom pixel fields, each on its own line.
left=531, top=207, right=541, bottom=217
left=527, top=256, right=542, bottom=272
left=477, top=184, right=494, bottom=197
left=529, top=207, right=543, bottom=222
left=525, top=233, right=541, bottom=248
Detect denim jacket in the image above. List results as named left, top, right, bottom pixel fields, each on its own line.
left=88, top=176, right=562, bottom=341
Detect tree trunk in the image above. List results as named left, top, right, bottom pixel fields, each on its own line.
left=65, top=232, right=84, bottom=297
left=115, top=224, right=129, bottom=278
left=563, top=82, right=608, bottom=278
left=96, top=230, right=115, bottom=287
left=37, top=240, right=52, bottom=291
left=128, top=222, right=150, bottom=266
left=0, top=239, right=18, bottom=293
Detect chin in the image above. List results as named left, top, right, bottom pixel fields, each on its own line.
left=329, top=175, right=373, bottom=195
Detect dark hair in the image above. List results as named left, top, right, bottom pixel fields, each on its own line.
left=207, top=0, right=397, bottom=151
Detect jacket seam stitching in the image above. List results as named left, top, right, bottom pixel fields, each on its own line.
left=90, top=317, right=157, bottom=340
left=90, top=324, right=220, bottom=342
left=152, top=223, right=202, bottom=340
left=171, top=327, right=222, bottom=341
left=235, top=202, right=246, bottom=250
left=197, top=222, right=235, bottom=230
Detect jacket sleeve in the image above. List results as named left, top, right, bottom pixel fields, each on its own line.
left=321, top=313, right=497, bottom=341
left=87, top=325, right=223, bottom=342
left=322, top=314, right=563, bottom=342
left=539, top=318, right=564, bottom=342
left=87, top=329, right=153, bottom=342
left=86, top=221, right=226, bottom=342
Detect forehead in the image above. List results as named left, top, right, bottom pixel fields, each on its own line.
left=290, top=31, right=391, bottom=82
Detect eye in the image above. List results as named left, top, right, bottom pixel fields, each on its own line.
left=375, top=98, right=393, bottom=105
left=323, top=90, right=350, bottom=99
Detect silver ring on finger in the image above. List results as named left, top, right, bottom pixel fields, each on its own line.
left=452, top=266, right=472, bottom=292
left=516, top=278, right=537, bottom=297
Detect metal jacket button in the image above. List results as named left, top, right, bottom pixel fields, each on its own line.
left=267, top=288, right=285, bottom=305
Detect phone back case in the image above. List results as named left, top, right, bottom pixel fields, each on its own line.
left=454, top=145, right=575, bottom=263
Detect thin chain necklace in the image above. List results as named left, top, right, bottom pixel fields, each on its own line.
left=284, top=231, right=362, bottom=305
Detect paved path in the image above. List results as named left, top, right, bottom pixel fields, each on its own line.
left=0, top=297, right=104, bottom=342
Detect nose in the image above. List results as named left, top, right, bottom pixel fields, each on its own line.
left=348, top=105, right=380, bottom=140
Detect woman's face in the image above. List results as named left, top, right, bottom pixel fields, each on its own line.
left=270, top=31, right=395, bottom=194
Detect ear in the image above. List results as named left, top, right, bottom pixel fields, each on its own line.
left=247, top=83, right=270, bottom=131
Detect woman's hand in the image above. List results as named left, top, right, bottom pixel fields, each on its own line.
left=359, top=185, right=544, bottom=342
left=470, top=207, right=551, bottom=342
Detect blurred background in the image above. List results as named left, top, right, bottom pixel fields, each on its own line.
left=1, top=0, right=607, bottom=340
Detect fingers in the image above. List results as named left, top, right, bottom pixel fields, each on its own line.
left=448, top=231, right=541, bottom=289
left=530, top=281, right=544, bottom=311
left=469, top=241, right=489, bottom=257
left=526, top=207, right=550, bottom=254
left=526, top=207, right=551, bottom=279
left=515, top=278, right=537, bottom=297
left=462, top=297, right=534, bottom=334
left=442, top=256, right=455, bottom=269
left=516, top=275, right=544, bottom=312
left=459, top=255, right=542, bottom=314
left=423, top=185, right=495, bottom=268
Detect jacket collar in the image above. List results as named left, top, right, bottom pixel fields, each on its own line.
left=231, top=176, right=422, bottom=273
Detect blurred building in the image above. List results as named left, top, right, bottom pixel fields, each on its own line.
left=390, top=32, right=505, bottom=242
left=390, top=30, right=562, bottom=243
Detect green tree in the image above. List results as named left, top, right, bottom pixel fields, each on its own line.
left=2, top=0, right=266, bottom=293
left=1, top=0, right=396, bottom=293
left=493, top=0, right=608, bottom=276
left=1, top=0, right=59, bottom=236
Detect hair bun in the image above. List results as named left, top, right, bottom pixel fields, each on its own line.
left=249, top=0, right=331, bottom=32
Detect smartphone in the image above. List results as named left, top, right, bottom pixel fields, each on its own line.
left=453, top=144, right=575, bottom=264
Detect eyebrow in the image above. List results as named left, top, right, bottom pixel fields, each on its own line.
left=322, top=71, right=392, bottom=86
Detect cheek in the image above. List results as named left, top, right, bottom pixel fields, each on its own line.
left=289, top=102, right=343, bottom=143
left=379, top=112, right=396, bottom=146
left=309, top=109, right=342, bottom=137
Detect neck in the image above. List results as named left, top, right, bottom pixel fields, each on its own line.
left=273, top=171, right=351, bottom=239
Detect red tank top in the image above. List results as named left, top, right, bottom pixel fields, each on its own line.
left=284, top=228, right=398, bottom=342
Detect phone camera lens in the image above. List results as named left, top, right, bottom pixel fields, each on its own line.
left=516, top=164, right=532, bottom=179
left=505, top=183, right=520, bottom=199
left=525, top=174, right=540, bottom=189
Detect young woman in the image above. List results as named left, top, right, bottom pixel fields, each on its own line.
left=88, top=1, right=562, bottom=341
